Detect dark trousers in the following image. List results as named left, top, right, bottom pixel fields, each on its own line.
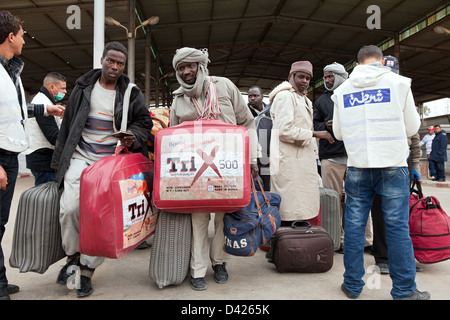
left=428, top=158, right=436, bottom=177
left=0, top=154, right=19, bottom=286
left=31, top=169, right=56, bottom=186
left=371, top=194, right=388, bottom=264
left=431, top=160, right=446, bottom=181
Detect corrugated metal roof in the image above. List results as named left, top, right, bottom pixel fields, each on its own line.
left=3, top=0, right=450, bottom=105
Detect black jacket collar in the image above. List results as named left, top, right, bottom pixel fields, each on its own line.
left=39, top=85, right=57, bottom=105
left=76, top=68, right=130, bottom=95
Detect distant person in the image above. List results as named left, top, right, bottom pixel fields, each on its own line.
left=420, top=126, right=436, bottom=179
left=247, top=85, right=267, bottom=116
left=248, top=85, right=272, bottom=190
left=25, top=72, right=67, bottom=185
left=430, top=124, right=447, bottom=182
left=332, top=45, right=429, bottom=300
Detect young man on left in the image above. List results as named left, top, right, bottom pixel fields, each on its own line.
left=0, top=10, right=64, bottom=300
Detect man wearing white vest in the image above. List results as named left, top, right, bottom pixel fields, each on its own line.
left=0, top=10, right=64, bottom=300
left=332, top=45, right=429, bottom=300
left=24, top=72, right=66, bottom=186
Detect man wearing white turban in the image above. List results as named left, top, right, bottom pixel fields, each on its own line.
left=170, top=47, right=258, bottom=291
left=313, top=62, right=348, bottom=252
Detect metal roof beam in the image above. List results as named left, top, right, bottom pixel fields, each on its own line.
left=9, top=1, right=127, bottom=15
left=151, top=15, right=395, bottom=37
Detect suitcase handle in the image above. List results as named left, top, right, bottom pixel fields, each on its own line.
left=115, top=145, right=131, bottom=155
left=410, top=178, right=423, bottom=199
left=291, top=220, right=312, bottom=229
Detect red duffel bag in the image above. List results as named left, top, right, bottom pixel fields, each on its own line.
left=409, top=180, right=450, bottom=264
left=153, top=119, right=251, bottom=213
left=79, top=146, right=157, bottom=259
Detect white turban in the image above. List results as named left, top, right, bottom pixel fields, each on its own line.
left=173, top=47, right=210, bottom=98
left=323, top=62, right=348, bottom=91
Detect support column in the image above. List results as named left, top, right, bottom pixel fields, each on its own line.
left=93, top=0, right=105, bottom=68
left=145, top=35, right=151, bottom=107
left=128, top=0, right=136, bottom=83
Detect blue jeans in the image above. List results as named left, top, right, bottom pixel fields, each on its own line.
left=0, top=154, right=19, bottom=286
left=31, top=170, right=56, bottom=186
left=343, top=167, right=416, bottom=299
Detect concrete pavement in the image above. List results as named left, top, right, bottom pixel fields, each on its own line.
left=2, top=175, right=450, bottom=301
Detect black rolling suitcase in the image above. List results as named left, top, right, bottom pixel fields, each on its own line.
left=9, top=182, right=65, bottom=274
left=272, top=220, right=334, bottom=273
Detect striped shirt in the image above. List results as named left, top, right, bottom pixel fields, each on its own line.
left=419, top=133, right=435, bottom=155
left=72, top=80, right=118, bottom=164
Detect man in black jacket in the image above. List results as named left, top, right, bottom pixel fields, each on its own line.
left=313, top=62, right=348, bottom=252
left=430, top=124, right=448, bottom=182
left=51, top=41, right=152, bottom=298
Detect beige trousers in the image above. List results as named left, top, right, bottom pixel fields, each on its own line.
left=321, top=159, right=373, bottom=246
left=321, top=159, right=347, bottom=243
left=59, top=158, right=105, bottom=274
left=190, top=212, right=229, bottom=278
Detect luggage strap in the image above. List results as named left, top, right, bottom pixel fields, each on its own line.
left=251, top=176, right=271, bottom=216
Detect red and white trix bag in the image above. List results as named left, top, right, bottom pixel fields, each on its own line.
left=153, top=120, right=251, bottom=213
left=79, top=147, right=157, bottom=259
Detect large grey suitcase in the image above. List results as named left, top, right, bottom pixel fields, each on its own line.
left=149, top=211, right=192, bottom=289
left=320, top=187, right=341, bottom=251
left=9, top=182, right=65, bottom=274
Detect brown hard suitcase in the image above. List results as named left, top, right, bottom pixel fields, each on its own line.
left=272, top=220, right=334, bottom=273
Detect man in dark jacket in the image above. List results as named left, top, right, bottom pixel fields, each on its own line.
left=313, top=62, right=348, bottom=252
left=51, top=41, right=152, bottom=298
left=247, top=85, right=272, bottom=190
left=25, top=72, right=67, bottom=185
left=430, top=124, right=448, bottom=182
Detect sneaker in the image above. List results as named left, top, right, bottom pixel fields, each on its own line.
left=395, top=289, right=430, bottom=300
left=213, top=264, right=229, bottom=284
left=56, top=256, right=80, bottom=285
left=430, top=176, right=435, bottom=180
left=341, top=284, right=359, bottom=299
left=76, top=275, right=94, bottom=298
left=190, top=277, right=207, bottom=291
